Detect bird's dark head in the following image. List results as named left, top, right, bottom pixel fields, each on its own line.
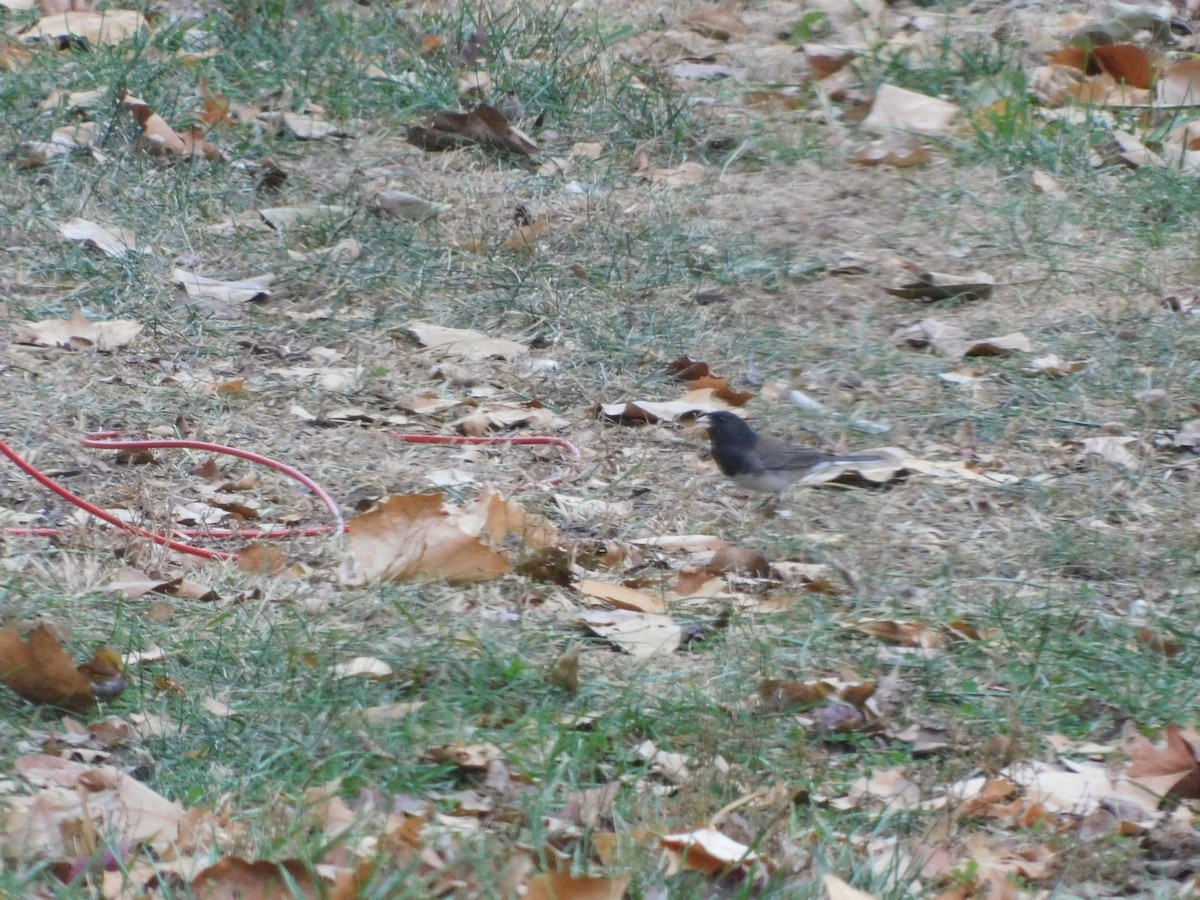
left=701, top=411, right=757, bottom=450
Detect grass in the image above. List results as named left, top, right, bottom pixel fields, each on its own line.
left=2, top=0, right=1200, bottom=896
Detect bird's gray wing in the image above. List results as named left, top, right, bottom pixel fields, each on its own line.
left=753, top=436, right=838, bottom=472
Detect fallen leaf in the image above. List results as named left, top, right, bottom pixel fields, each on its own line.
left=16, top=9, right=147, bottom=47
left=661, top=828, right=759, bottom=876
left=258, top=205, right=348, bottom=230
left=1031, top=170, right=1066, bottom=197
left=1080, top=436, right=1138, bottom=470
left=17, top=121, right=101, bottom=168
left=1157, top=58, right=1200, bottom=105
left=683, top=4, right=747, bottom=40
left=884, top=269, right=995, bottom=302
left=525, top=871, right=629, bottom=900
left=407, top=103, right=537, bottom=156
left=852, top=133, right=932, bottom=168
left=577, top=579, right=666, bottom=614
left=1028, top=354, right=1086, bottom=376
left=0, top=625, right=123, bottom=712
left=332, top=657, right=393, bottom=679
left=58, top=218, right=146, bottom=259
left=1127, top=725, right=1200, bottom=798
left=14, top=306, right=142, bottom=350
left=344, top=494, right=511, bottom=585
left=3, top=754, right=183, bottom=858
left=547, top=646, right=580, bottom=694
left=853, top=619, right=946, bottom=649
left=576, top=610, right=681, bottom=658
left=191, top=857, right=327, bottom=899
left=862, top=83, right=959, bottom=135
left=600, top=389, right=733, bottom=424
left=172, top=269, right=274, bottom=303
left=824, top=874, right=879, bottom=900
left=237, top=543, right=287, bottom=575
left=375, top=190, right=448, bottom=222
left=257, top=110, right=348, bottom=139
left=403, top=321, right=527, bottom=361
left=500, top=219, right=546, bottom=252
left=119, top=90, right=225, bottom=161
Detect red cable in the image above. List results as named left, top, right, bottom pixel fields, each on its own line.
left=0, top=430, right=581, bottom=560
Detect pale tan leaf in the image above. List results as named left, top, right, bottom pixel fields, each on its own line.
left=576, top=610, right=681, bottom=658
left=172, top=269, right=274, bottom=303
left=58, top=217, right=144, bottom=258
left=15, top=306, right=142, bottom=349
left=576, top=579, right=666, bottom=614
left=17, top=9, right=147, bottom=46
left=862, top=83, right=959, bottom=135
left=403, top=321, right=527, bottom=361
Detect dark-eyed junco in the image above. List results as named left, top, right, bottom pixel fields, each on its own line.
left=701, top=411, right=884, bottom=494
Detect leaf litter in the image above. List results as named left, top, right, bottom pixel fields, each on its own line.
left=6, top=0, right=1200, bottom=895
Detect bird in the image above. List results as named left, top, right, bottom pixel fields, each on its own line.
left=700, top=411, right=885, bottom=495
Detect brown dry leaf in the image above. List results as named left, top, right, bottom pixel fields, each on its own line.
left=577, top=579, right=666, bottom=614
left=1091, top=44, right=1155, bottom=89
left=501, top=219, right=546, bottom=252
left=407, top=103, right=537, bottom=156
left=660, top=828, right=761, bottom=877
left=852, top=133, right=931, bottom=168
left=1136, top=627, right=1183, bottom=657
left=119, top=90, right=225, bottom=161
left=172, top=269, right=274, bottom=303
left=16, top=9, right=147, bottom=46
left=685, top=375, right=753, bottom=406
left=635, top=160, right=707, bottom=188
left=191, top=857, right=326, bottom=899
left=1126, top=725, right=1200, bottom=798
left=424, top=742, right=505, bottom=770
left=862, top=83, right=959, bottom=135
left=0, top=626, right=123, bottom=712
left=824, top=875, right=879, bottom=900
left=1080, top=436, right=1139, bottom=470
left=547, top=646, right=580, bottom=693
left=459, top=486, right=559, bottom=548
left=666, top=355, right=711, bottom=380
left=1158, top=58, right=1200, bottom=105
left=237, top=543, right=287, bottom=575
left=404, top=321, right=527, bottom=361
left=884, top=269, right=995, bottom=302
left=576, top=610, right=681, bottom=658
left=17, top=121, right=102, bottom=168
left=683, top=4, right=747, bottom=40
left=14, top=306, right=142, bottom=349
left=344, top=494, right=512, bottom=585
left=57, top=218, right=145, bottom=259
left=1027, top=354, right=1086, bottom=376
left=853, top=619, right=946, bottom=649
left=895, top=319, right=1030, bottom=358
left=804, top=43, right=855, bottom=78
left=600, top=388, right=733, bottom=424
left=962, top=332, right=1031, bottom=357
left=525, top=871, right=629, bottom=900
left=744, top=87, right=805, bottom=110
